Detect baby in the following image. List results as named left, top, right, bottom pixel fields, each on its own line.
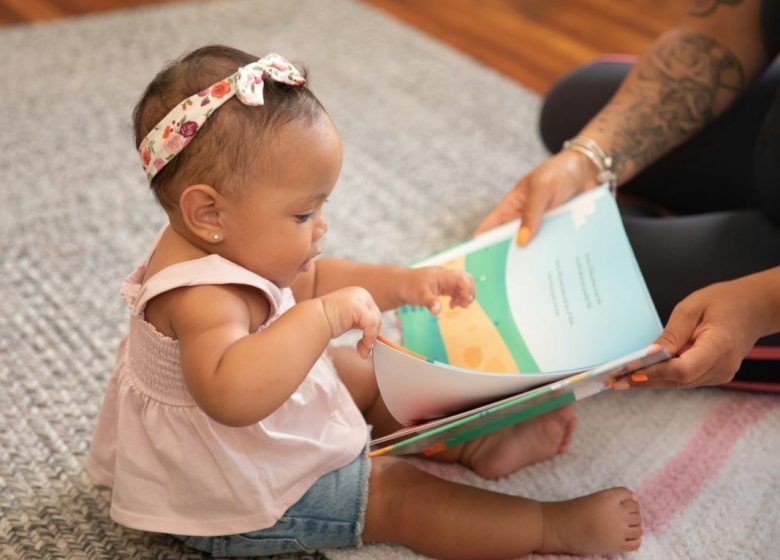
left=87, top=45, right=642, bottom=558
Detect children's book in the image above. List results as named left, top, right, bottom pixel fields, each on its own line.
left=370, top=185, right=671, bottom=457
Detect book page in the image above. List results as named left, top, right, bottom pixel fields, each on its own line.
left=371, top=344, right=670, bottom=454
left=398, top=186, right=661, bottom=374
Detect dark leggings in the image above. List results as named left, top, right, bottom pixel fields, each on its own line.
left=540, top=58, right=780, bottom=384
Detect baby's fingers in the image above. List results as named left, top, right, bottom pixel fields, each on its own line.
left=449, top=273, right=476, bottom=308
left=417, top=285, right=443, bottom=315
left=355, top=304, right=382, bottom=358
left=356, top=338, right=373, bottom=359
left=431, top=270, right=474, bottom=309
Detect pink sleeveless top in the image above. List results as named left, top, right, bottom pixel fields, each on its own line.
left=86, top=248, right=368, bottom=537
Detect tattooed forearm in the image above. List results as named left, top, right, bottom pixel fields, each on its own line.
left=593, top=32, right=745, bottom=180
left=689, top=0, right=744, bottom=18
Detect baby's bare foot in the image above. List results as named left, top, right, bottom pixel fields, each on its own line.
left=459, top=405, right=576, bottom=479
left=540, top=487, right=642, bottom=555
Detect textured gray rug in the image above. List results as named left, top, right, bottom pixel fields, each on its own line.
left=2, top=1, right=779, bottom=559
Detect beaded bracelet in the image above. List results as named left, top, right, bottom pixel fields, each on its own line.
left=562, top=136, right=618, bottom=196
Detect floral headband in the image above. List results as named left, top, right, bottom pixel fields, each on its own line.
left=138, top=52, right=306, bottom=182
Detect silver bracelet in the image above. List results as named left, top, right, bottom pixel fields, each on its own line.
left=562, top=136, right=618, bottom=196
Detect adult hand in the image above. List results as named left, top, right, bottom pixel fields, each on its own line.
left=617, top=271, right=780, bottom=389
left=474, top=149, right=601, bottom=243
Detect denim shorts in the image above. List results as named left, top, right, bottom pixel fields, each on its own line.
left=173, top=450, right=371, bottom=557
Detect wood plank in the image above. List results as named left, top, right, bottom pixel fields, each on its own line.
left=363, top=0, right=687, bottom=92
left=410, top=3, right=585, bottom=86
left=54, top=0, right=190, bottom=16
left=2, top=0, right=65, bottom=22
left=0, top=0, right=688, bottom=93
left=0, top=1, right=25, bottom=25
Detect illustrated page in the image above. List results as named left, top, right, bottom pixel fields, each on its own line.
left=399, top=186, right=662, bottom=374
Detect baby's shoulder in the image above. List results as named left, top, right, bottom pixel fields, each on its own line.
left=148, top=283, right=271, bottom=341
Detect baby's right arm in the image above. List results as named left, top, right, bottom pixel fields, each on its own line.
left=172, top=284, right=381, bottom=427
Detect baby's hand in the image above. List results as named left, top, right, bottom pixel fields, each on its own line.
left=402, top=267, right=476, bottom=315
left=319, top=287, right=382, bottom=358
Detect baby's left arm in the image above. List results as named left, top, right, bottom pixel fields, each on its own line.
left=293, top=258, right=475, bottom=314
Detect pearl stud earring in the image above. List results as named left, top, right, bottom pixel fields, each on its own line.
left=212, top=233, right=220, bottom=241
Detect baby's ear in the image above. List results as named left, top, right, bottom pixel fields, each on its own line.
left=179, top=184, right=226, bottom=245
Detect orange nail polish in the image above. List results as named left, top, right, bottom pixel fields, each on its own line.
left=423, top=442, right=447, bottom=456
left=516, top=226, right=530, bottom=247
left=611, top=379, right=629, bottom=390
left=631, top=373, right=649, bottom=382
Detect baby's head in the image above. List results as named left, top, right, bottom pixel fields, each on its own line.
left=134, top=44, right=328, bottom=208
left=134, top=45, right=343, bottom=286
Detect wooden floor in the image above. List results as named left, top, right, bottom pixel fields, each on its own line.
left=364, top=0, right=687, bottom=92
left=0, top=0, right=687, bottom=93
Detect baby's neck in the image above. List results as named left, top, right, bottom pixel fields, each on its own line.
left=144, top=225, right=212, bottom=283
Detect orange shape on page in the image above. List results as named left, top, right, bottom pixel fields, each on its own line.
left=435, top=256, right=517, bottom=373
left=463, top=346, right=482, bottom=368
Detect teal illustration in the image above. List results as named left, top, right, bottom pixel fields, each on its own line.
left=398, top=187, right=662, bottom=375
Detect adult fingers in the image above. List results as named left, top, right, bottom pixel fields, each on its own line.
left=620, top=360, right=692, bottom=389
left=517, top=177, right=554, bottom=246
left=612, top=296, right=706, bottom=389
left=474, top=179, right=527, bottom=235
left=653, top=299, right=703, bottom=358
left=612, top=374, right=686, bottom=390
left=628, top=328, right=730, bottom=388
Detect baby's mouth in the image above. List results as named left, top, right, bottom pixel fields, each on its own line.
left=301, top=249, right=321, bottom=270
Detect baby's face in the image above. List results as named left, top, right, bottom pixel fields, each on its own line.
left=219, top=115, right=342, bottom=287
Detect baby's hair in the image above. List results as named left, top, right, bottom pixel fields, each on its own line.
left=133, top=45, right=326, bottom=210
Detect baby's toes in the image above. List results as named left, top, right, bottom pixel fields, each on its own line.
left=626, top=523, right=643, bottom=538
left=621, top=496, right=641, bottom=515
left=622, top=536, right=642, bottom=552
left=556, top=403, right=576, bottom=422
left=611, top=487, right=635, bottom=504
left=557, top=414, right=577, bottom=453
left=621, top=496, right=642, bottom=549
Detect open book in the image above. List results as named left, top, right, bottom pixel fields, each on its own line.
left=370, top=185, right=670, bottom=457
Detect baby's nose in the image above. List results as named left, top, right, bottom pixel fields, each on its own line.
left=317, top=215, right=328, bottom=237
left=315, top=217, right=328, bottom=239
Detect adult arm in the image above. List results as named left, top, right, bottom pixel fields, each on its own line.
left=477, top=0, right=771, bottom=241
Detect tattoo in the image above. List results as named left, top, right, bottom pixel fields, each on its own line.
left=689, top=0, right=744, bottom=18
left=594, top=33, right=745, bottom=179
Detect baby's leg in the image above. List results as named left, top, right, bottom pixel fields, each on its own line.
left=329, top=346, right=403, bottom=436
left=434, top=404, right=577, bottom=479
left=363, top=457, right=642, bottom=558
left=331, top=345, right=576, bottom=477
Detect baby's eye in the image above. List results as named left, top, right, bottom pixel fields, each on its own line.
left=295, top=213, right=313, bottom=223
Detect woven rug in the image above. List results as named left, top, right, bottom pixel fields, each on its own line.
left=1, top=0, right=779, bottom=558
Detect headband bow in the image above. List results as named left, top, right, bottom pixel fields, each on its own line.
left=138, top=52, right=305, bottom=182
